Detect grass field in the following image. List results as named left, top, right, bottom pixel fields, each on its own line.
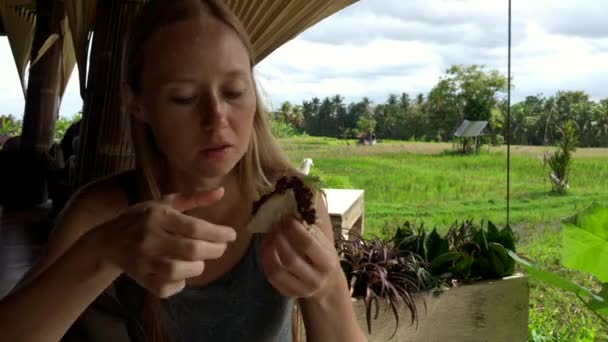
left=279, top=136, right=608, bottom=341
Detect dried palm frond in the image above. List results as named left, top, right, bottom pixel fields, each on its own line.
left=0, top=2, right=36, bottom=96
left=64, top=0, right=97, bottom=98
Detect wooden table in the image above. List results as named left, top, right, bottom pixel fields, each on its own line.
left=321, top=188, right=364, bottom=240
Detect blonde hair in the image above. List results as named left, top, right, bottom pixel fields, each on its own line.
left=125, top=0, right=295, bottom=202
left=123, top=0, right=300, bottom=341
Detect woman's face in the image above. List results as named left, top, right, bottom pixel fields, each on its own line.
left=132, top=16, right=256, bottom=181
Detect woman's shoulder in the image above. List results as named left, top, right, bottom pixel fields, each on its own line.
left=66, top=170, right=136, bottom=216
left=47, top=170, right=136, bottom=254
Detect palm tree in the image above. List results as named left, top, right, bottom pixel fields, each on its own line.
left=332, top=94, right=346, bottom=138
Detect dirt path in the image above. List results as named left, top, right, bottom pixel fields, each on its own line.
left=282, top=140, right=608, bottom=158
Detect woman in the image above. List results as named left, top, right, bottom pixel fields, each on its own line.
left=0, top=1, right=366, bottom=341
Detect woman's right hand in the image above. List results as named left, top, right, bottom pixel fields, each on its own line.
left=83, top=187, right=236, bottom=298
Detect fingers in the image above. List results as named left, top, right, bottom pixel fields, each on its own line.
left=260, top=222, right=339, bottom=298
left=277, top=218, right=336, bottom=273
left=118, top=188, right=234, bottom=299
left=163, top=212, right=237, bottom=242
left=144, top=259, right=205, bottom=282
left=129, top=259, right=205, bottom=298
left=157, top=233, right=229, bottom=261
left=162, top=187, right=225, bottom=212
left=273, top=231, right=320, bottom=290
left=141, top=279, right=187, bottom=299
left=260, top=238, right=312, bottom=298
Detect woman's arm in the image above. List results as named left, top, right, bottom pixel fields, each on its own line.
left=298, top=273, right=366, bottom=342
left=0, top=234, right=122, bottom=342
left=298, top=200, right=366, bottom=342
left=0, top=182, right=126, bottom=342
left=0, top=179, right=234, bottom=342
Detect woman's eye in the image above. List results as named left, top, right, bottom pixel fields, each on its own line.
left=224, top=90, right=244, bottom=99
left=171, top=96, right=198, bottom=105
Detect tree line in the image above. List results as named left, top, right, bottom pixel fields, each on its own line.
left=270, top=64, right=608, bottom=147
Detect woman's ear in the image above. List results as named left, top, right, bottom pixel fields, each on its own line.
left=122, top=82, right=147, bottom=123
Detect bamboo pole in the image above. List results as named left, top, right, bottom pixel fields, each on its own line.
left=76, top=0, right=146, bottom=187
left=20, top=0, right=64, bottom=156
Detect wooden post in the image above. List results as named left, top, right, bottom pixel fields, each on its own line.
left=76, top=0, right=145, bottom=187
left=20, top=0, right=64, bottom=156
left=1, top=0, right=65, bottom=207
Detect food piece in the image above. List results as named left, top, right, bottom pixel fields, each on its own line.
left=247, top=175, right=323, bottom=233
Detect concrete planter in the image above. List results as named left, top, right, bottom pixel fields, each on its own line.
left=353, top=274, right=529, bottom=341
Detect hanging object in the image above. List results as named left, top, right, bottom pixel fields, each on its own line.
left=59, top=14, right=76, bottom=99
left=64, top=0, right=97, bottom=98
left=0, top=1, right=36, bottom=97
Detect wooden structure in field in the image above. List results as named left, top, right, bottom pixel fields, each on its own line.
left=0, top=0, right=358, bottom=210
left=453, top=119, right=489, bottom=154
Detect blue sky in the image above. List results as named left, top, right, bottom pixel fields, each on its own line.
left=2, top=0, right=608, bottom=118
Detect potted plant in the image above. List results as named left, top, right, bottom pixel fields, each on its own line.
left=337, top=220, right=529, bottom=341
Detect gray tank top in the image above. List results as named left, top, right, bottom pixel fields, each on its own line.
left=115, top=233, right=294, bottom=342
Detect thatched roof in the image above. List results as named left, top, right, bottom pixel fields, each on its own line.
left=0, top=0, right=358, bottom=97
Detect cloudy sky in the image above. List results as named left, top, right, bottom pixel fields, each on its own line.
left=2, top=0, right=608, bottom=118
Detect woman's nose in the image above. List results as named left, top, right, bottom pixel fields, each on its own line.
left=199, top=92, right=228, bottom=130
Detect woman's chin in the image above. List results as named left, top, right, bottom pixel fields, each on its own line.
left=190, top=160, right=236, bottom=178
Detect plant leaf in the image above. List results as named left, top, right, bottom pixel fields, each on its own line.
left=364, top=286, right=374, bottom=334
left=453, top=252, right=474, bottom=279
left=486, top=221, right=501, bottom=242
left=561, top=204, right=608, bottom=282
left=426, top=228, right=449, bottom=261
left=508, top=250, right=603, bottom=301
left=488, top=243, right=514, bottom=277
left=430, top=252, right=460, bottom=272
left=473, top=227, right=489, bottom=253
left=499, top=224, right=517, bottom=252
left=587, top=283, right=608, bottom=317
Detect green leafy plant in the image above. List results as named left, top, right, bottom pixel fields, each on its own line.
left=339, top=220, right=519, bottom=338
left=544, top=120, right=577, bottom=194
left=356, top=115, right=376, bottom=137
left=54, top=113, right=81, bottom=141
left=269, top=116, right=298, bottom=138
left=509, top=203, right=608, bottom=326
left=0, top=115, right=22, bottom=136
left=392, top=220, right=517, bottom=284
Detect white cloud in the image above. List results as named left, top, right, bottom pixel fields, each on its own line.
left=256, top=0, right=608, bottom=108
left=2, top=0, right=608, bottom=117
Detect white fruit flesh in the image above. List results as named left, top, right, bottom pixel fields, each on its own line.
left=247, top=189, right=299, bottom=233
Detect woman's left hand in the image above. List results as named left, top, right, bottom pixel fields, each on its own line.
left=259, top=215, right=341, bottom=300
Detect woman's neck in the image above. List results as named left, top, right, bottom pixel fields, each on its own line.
left=165, top=169, right=250, bottom=225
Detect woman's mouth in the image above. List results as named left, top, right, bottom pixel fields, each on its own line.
left=201, top=145, right=232, bottom=159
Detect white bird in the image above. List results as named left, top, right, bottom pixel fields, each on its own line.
left=299, top=158, right=314, bottom=175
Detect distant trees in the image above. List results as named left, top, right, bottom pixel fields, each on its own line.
left=269, top=64, right=608, bottom=147
left=0, top=113, right=81, bottom=143
left=0, top=115, right=22, bottom=137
